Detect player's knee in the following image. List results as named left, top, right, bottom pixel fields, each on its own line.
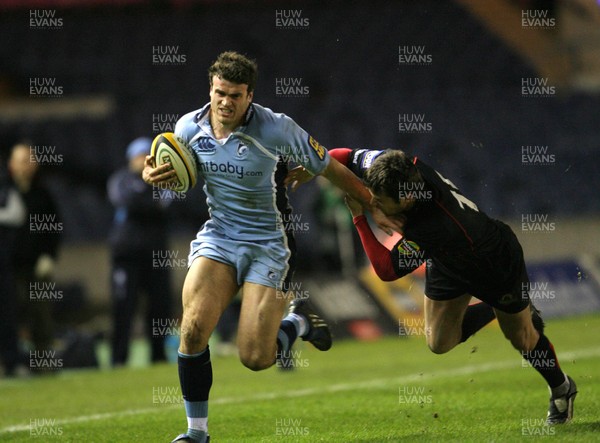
left=239, top=350, right=273, bottom=371
left=179, top=314, right=208, bottom=350
left=427, top=342, right=453, bottom=355
left=426, top=335, right=455, bottom=355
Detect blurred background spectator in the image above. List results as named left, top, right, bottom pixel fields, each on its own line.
left=9, top=142, right=61, bottom=354
left=107, top=137, right=172, bottom=366
left=0, top=155, right=26, bottom=376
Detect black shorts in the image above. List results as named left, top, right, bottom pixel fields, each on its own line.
left=424, top=222, right=530, bottom=314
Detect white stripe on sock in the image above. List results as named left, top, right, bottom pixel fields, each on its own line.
left=187, top=416, right=208, bottom=432
left=288, top=313, right=308, bottom=337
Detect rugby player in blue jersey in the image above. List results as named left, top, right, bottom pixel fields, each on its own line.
left=290, top=147, right=577, bottom=426
left=142, top=52, right=400, bottom=443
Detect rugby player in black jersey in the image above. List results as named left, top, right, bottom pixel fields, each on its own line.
left=287, top=147, right=577, bottom=425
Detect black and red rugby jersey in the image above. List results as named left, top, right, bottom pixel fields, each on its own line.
left=334, top=148, right=510, bottom=284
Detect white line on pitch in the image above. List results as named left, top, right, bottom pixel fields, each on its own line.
left=2, top=346, right=599, bottom=434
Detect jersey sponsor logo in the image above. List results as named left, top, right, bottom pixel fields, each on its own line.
left=397, top=238, right=420, bottom=255
left=362, top=150, right=384, bottom=169
left=198, top=161, right=263, bottom=179
left=195, top=138, right=216, bottom=155
left=308, top=136, right=325, bottom=161
left=236, top=143, right=249, bottom=159
left=199, top=161, right=244, bottom=179
left=396, top=239, right=430, bottom=270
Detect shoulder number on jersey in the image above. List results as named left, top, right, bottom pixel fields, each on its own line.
left=435, top=171, right=479, bottom=212
left=308, top=136, right=326, bottom=160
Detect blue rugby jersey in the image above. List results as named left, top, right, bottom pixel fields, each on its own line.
left=175, top=103, right=329, bottom=240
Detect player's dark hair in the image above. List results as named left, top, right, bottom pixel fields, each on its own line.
left=363, top=150, right=423, bottom=202
left=208, top=51, right=258, bottom=92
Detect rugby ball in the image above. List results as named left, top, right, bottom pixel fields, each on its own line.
left=151, top=132, right=197, bottom=192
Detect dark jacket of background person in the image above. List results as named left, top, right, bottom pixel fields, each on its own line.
left=12, top=175, right=61, bottom=270
left=0, top=167, right=26, bottom=376
left=107, top=168, right=169, bottom=258
left=107, top=138, right=173, bottom=366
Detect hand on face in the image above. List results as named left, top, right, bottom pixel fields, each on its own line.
left=371, top=206, right=406, bottom=235
left=368, top=190, right=409, bottom=235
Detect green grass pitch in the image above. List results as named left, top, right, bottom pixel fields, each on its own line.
left=1, top=314, right=599, bottom=442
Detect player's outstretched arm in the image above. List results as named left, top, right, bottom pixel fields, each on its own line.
left=346, top=195, right=419, bottom=280
left=141, top=155, right=178, bottom=186
left=344, top=195, right=399, bottom=281
left=320, top=157, right=404, bottom=235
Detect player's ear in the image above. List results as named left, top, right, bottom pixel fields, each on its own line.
left=247, top=90, right=254, bottom=102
